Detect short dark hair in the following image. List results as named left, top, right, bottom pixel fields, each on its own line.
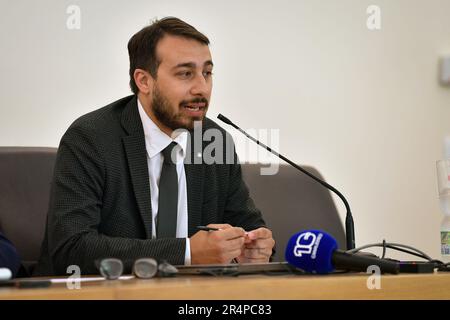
left=127, top=17, right=210, bottom=94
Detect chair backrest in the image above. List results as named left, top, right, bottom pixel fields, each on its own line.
left=0, top=147, right=57, bottom=270
left=241, top=164, right=346, bottom=261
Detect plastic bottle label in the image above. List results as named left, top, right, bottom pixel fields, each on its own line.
left=441, top=231, right=450, bottom=255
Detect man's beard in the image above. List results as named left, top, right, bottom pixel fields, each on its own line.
left=152, top=86, right=208, bottom=131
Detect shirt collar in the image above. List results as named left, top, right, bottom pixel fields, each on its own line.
left=137, top=98, right=188, bottom=162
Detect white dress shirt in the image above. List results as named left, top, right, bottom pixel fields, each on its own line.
left=137, top=99, right=191, bottom=265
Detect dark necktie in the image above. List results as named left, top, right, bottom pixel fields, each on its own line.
left=157, top=142, right=178, bottom=238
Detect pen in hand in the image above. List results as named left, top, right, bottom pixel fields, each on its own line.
left=196, top=226, right=249, bottom=235
left=196, top=226, right=247, bottom=264
left=196, top=226, right=221, bottom=232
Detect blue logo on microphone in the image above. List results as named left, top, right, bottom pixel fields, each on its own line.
left=294, top=231, right=323, bottom=259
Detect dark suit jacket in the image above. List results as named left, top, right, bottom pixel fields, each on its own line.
left=34, top=95, right=266, bottom=276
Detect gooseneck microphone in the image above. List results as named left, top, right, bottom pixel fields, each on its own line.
left=217, top=114, right=356, bottom=250
left=285, top=230, right=399, bottom=274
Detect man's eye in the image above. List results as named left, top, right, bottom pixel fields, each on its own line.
left=203, top=71, right=213, bottom=77
left=177, top=71, right=192, bottom=78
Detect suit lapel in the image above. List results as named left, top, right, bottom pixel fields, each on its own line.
left=121, top=96, right=153, bottom=239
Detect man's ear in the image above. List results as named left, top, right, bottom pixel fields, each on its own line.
left=134, top=69, right=154, bottom=95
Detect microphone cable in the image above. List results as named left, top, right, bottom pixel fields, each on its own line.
left=346, top=241, right=450, bottom=270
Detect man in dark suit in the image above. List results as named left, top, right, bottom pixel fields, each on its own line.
left=35, top=17, right=275, bottom=276
left=0, top=232, right=20, bottom=278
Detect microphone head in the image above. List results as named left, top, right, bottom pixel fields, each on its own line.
left=285, top=230, right=337, bottom=274
left=217, top=114, right=233, bottom=126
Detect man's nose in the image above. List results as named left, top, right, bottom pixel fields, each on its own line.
left=190, top=74, right=210, bottom=96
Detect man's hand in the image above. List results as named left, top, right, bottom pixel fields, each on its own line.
left=236, top=227, right=275, bottom=263
left=190, top=224, right=246, bottom=264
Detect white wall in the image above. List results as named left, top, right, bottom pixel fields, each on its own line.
left=1, top=0, right=449, bottom=261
